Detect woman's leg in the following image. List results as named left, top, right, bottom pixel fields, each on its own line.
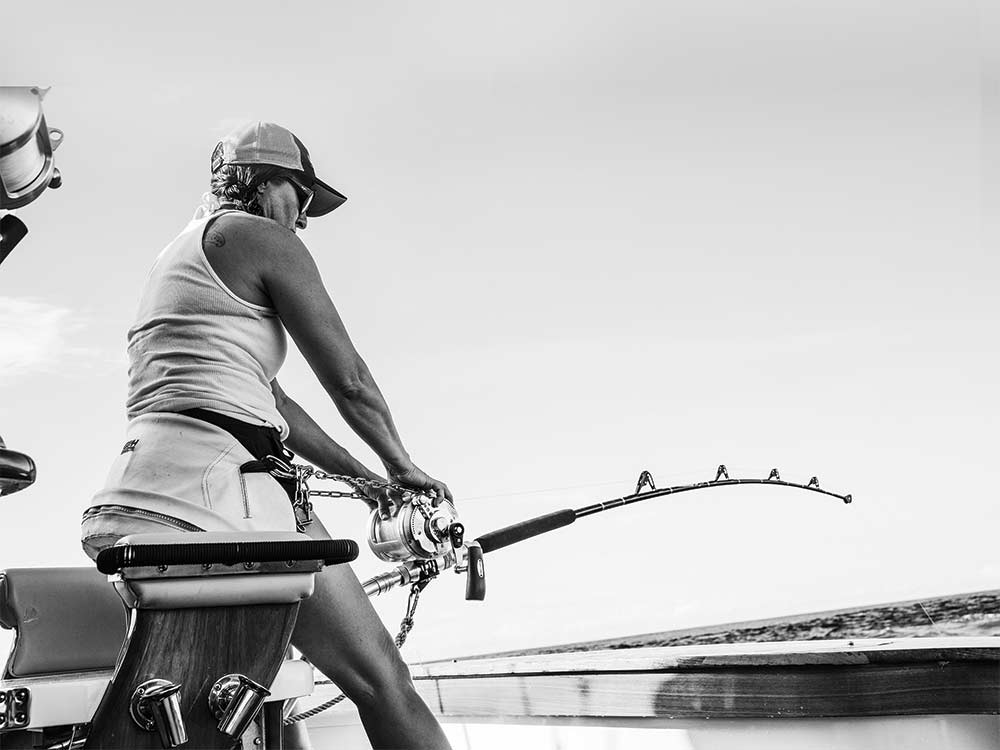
left=292, top=517, right=452, bottom=750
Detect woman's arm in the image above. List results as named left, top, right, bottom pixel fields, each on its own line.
left=223, top=215, right=451, bottom=502
left=272, top=378, right=381, bottom=482
left=272, top=378, right=396, bottom=513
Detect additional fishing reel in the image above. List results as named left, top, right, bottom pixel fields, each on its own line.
left=367, top=494, right=465, bottom=564
left=0, top=86, right=64, bottom=210
left=1, top=86, right=64, bottom=266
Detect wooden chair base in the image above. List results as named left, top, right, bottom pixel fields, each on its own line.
left=84, top=602, right=298, bottom=749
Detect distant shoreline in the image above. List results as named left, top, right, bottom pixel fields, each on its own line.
left=440, top=589, right=1000, bottom=661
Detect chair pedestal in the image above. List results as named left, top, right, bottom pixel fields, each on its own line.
left=84, top=602, right=298, bottom=749
left=2, top=532, right=358, bottom=749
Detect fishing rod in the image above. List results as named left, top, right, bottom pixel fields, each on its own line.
left=293, top=463, right=852, bottom=602
left=284, top=463, right=851, bottom=726
left=474, top=464, right=851, bottom=563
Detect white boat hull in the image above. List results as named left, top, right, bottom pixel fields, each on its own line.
left=302, top=637, right=1000, bottom=750
left=305, top=712, right=1000, bottom=750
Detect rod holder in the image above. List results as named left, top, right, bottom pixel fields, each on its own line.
left=209, top=674, right=270, bottom=739
left=130, top=679, right=187, bottom=748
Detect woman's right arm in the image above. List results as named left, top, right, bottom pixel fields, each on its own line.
left=227, top=216, right=451, bottom=502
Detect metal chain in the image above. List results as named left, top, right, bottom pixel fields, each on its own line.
left=290, top=465, right=429, bottom=500
left=313, top=470, right=412, bottom=494
left=283, top=581, right=429, bottom=727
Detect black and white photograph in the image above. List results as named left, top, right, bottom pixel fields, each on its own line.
left=1, top=2, right=997, bottom=748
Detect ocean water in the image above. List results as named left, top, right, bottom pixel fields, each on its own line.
left=485, top=590, right=1000, bottom=656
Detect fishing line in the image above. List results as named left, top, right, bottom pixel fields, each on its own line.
left=459, top=465, right=729, bottom=503
left=461, top=480, right=628, bottom=503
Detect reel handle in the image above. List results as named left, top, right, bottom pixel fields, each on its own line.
left=464, top=542, right=485, bottom=601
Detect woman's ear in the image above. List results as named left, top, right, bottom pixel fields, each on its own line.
left=257, top=181, right=268, bottom=194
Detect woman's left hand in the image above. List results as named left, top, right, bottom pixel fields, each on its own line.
left=387, top=463, right=453, bottom=506
left=352, top=480, right=402, bottom=519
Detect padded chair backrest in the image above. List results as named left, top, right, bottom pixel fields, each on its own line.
left=0, top=567, right=127, bottom=677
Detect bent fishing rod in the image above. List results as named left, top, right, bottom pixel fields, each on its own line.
left=282, top=462, right=851, bottom=726
left=307, top=463, right=851, bottom=602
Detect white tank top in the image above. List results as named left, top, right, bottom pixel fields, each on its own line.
left=126, top=211, right=289, bottom=437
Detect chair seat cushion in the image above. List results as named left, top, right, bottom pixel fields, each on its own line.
left=0, top=568, right=127, bottom=677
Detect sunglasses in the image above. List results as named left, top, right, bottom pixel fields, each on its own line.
left=284, top=176, right=315, bottom=215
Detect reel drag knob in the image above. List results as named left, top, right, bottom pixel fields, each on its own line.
left=449, top=522, right=465, bottom=550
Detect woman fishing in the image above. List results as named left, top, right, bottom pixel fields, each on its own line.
left=80, top=121, right=453, bottom=750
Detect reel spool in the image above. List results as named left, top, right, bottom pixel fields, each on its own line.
left=0, top=86, right=63, bottom=210
left=368, top=496, right=464, bottom=563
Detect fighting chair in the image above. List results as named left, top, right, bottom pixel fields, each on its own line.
left=0, top=532, right=354, bottom=749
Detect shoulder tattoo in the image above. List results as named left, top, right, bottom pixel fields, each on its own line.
left=205, top=230, right=226, bottom=248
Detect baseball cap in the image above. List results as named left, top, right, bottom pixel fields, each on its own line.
left=211, top=121, right=346, bottom=217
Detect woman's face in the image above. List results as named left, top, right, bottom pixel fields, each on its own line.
left=257, top=179, right=309, bottom=233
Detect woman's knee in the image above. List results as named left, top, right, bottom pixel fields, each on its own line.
left=339, top=649, right=417, bottom=710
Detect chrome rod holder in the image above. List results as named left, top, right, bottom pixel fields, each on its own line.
left=209, top=674, right=270, bottom=739
left=130, top=679, right=187, bottom=747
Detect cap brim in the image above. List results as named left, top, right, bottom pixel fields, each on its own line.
left=306, top=177, right=347, bottom=217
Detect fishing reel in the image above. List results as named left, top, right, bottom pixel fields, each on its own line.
left=294, top=467, right=484, bottom=596
left=365, top=493, right=485, bottom=600
left=367, top=494, right=464, bottom=564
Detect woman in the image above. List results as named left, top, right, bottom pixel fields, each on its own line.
left=81, top=121, right=453, bottom=750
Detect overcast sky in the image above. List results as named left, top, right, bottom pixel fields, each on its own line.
left=1, top=0, right=996, bottom=666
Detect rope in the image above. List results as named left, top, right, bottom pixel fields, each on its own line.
left=283, top=581, right=429, bottom=726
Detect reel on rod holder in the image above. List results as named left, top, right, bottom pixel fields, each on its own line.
left=0, top=86, right=64, bottom=209
left=1, top=86, right=64, bottom=265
